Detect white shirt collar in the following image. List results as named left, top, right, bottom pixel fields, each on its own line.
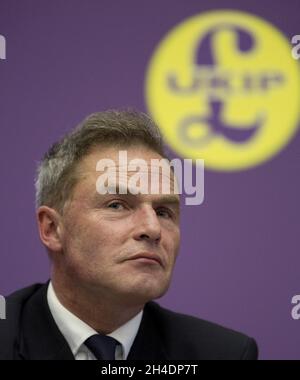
left=47, top=281, right=143, bottom=359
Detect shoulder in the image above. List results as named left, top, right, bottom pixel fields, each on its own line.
left=5, top=283, right=44, bottom=303
left=0, top=283, right=45, bottom=359
left=3, top=283, right=45, bottom=316
left=145, top=301, right=258, bottom=360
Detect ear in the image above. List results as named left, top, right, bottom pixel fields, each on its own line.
left=36, top=206, right=63, bottom=253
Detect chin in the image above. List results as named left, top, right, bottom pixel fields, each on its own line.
left=125, top=283, right=169, bottom=304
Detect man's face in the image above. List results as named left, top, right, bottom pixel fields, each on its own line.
left=57, top=146, right=181, bottom=305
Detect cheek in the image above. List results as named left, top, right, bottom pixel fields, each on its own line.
left=61, top=218, right=97, bottom=257
left=63, top=216, right=127, bottom=258
left=163, top=228, right=180, bottom=260
left=166, top=224, right=180, bottom=246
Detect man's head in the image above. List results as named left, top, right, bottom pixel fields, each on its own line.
left=36, top=110, right=181, bottom=306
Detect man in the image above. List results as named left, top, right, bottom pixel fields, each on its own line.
left=0, top=110, right=258, bottom=360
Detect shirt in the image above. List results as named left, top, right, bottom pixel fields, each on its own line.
left=47, top=281, right=143, bottom=360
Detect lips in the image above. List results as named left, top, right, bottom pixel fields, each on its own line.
left=127, top=252, right=163, bottom=267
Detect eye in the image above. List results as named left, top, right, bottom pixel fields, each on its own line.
left=156, top=207, right=173, bottom=219
left=107, top=201, right=126, bottom=210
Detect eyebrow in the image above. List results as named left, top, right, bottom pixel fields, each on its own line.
left=95, top=184, right=180, bottom=208
left=151, top=195, right=180, bottom=208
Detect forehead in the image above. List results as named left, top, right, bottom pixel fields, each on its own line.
left=81, top=145, right=164, bottom=165
left=75, top=145, right=180, bottom=200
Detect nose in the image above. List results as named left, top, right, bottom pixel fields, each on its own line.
left=133, top=205, right=162, bottom=244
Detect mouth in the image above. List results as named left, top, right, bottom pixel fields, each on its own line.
left=127, top=252, right=163, bottom=267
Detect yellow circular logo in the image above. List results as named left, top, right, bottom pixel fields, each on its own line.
left=145, top=10, right=300, bottom=171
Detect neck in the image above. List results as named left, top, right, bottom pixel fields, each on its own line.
left=51, top=270, right=144, bottom=334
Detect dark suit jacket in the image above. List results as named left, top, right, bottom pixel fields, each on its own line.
left=0, top=283, right=258, bottom=360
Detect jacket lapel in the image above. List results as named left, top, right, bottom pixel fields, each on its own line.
left=127, top=302, right=168, bottom=360
left=15, top=283, right=168, bottom=360
left=16, top=283, right=74, bottom=360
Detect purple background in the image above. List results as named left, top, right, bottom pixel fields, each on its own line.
left=0, top=0, right=299, bottom=360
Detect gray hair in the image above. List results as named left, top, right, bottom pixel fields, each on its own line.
left=35, top=109, right=167, bottom=213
